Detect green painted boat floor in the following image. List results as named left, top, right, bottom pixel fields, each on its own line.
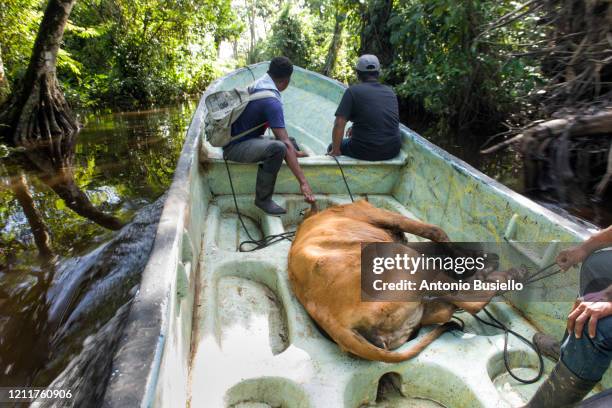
left=188, top=194, right=558, bottom=408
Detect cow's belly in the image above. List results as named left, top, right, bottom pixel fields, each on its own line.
left=290, top=233, right=426, bottom=352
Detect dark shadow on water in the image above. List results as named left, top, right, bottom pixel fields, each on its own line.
left=0, top=101, right=195, bottom=393
left=406, top=117, right=611, bottom=228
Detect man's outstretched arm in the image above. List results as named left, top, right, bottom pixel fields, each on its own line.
left=271, top=127, right=315, bottom=203
left=557, top=225, right=612, bottom=270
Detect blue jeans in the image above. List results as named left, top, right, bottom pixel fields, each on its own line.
left=560, top=249, right=612, bottom=381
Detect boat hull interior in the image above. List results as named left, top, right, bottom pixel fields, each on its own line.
left=102, top=63, right=607, bottom=408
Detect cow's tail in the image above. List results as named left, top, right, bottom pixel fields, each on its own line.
left=323, top=318, right=452, bottom=363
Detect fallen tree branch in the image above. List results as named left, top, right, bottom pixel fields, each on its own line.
left=480, top=133, right=524, bottom=154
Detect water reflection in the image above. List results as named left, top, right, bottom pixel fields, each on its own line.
left=0, top=101, right=195, bottom=388
left=8, top=172, right=53, bottom=260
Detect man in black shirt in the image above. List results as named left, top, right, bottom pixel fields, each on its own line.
left=328, top=54, right=401, bottom=161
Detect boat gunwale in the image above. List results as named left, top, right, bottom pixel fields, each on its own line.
left=398, top=124, right=595, bottom=239
left=102, top=62, right=595, bottom=408
left=101, top=76, right=216, bottom=407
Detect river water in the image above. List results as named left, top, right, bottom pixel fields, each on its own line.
left=0, top=102, right=195, bottom=391
left=0, top=98, right=607, bottom=402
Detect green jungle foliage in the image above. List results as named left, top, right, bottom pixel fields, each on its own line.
left=386, top=0, right=543, bottom=135
left=265, top=5, right=316, bottom=69
left=0, top=0, right=544, bottom=133
left=0, top=0, right=242, bottom=109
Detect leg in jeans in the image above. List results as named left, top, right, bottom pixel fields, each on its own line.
left=526, top=250, right=612, bottom=407
left=223, top=137, right=287, bottom=214
left=561, top=249, right=612, bottom=381
left=561, top=315, right=612, bottom=381
left=580, top=249, right=612, bottom=295
left=327, top=139, right=399, bottom=161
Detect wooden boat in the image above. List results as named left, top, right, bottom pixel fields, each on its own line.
left=102, top=62, right=608, bottom=407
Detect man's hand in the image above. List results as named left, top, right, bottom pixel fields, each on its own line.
left=300, top=182, right=315, bottom=204
left=328, top=148, right=342, bottom=157
left=567, top=298, right=612, bottom=338
left=556, top=245, right=589, bottom=271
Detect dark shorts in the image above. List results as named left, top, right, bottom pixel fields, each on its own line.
left=327, top=138, right=400, bottom=161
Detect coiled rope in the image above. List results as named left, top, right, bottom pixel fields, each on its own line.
left=224, top=159, right=295, bottom=252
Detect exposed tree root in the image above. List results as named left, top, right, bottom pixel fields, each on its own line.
left=0, top=0, right=123, bottom=231
left=481, top=0, right=612, bottom=211
left=521, top=110, right=612, bottom=205
left=9, top=172, right=54, bottom=260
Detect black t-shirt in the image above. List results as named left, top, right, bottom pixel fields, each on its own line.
left=335, top=81, right=401, bottom=160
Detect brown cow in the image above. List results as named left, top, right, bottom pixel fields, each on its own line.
left=288, top=200, right=523, bottom=363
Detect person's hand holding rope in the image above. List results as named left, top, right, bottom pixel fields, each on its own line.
left=300, top=181, right=315, bottom=204
left=556, top=245, right=589, bottom=270
left=556, top=230, right=612, bottom=339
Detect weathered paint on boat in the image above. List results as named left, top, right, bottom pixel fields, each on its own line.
left=102, top=62, right=607, bottom=408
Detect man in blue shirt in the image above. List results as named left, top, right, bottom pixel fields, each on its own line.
left=223, top=57, right=315, bottom=215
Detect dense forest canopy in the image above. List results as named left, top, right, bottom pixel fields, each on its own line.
left=0, top=0, right=609, bottom=137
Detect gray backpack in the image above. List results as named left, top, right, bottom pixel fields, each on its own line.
left=204, top=88, right=279, bottom=147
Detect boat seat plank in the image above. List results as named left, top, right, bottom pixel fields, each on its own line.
left=201, top=141, right=408, bottom=167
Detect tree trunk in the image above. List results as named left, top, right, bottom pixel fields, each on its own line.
left=0, top=46, right=9, bottom=106
left=246, top=0, right=256, bottom=60
left=0, top=0, right=79, bottom=148
left=322, top=13, right=344, bottom=77
left=0, top=0, right=124, bottom=231
left=359, top=0, right=394, bottom=67
left=9, top=172, right=54, bottom=260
